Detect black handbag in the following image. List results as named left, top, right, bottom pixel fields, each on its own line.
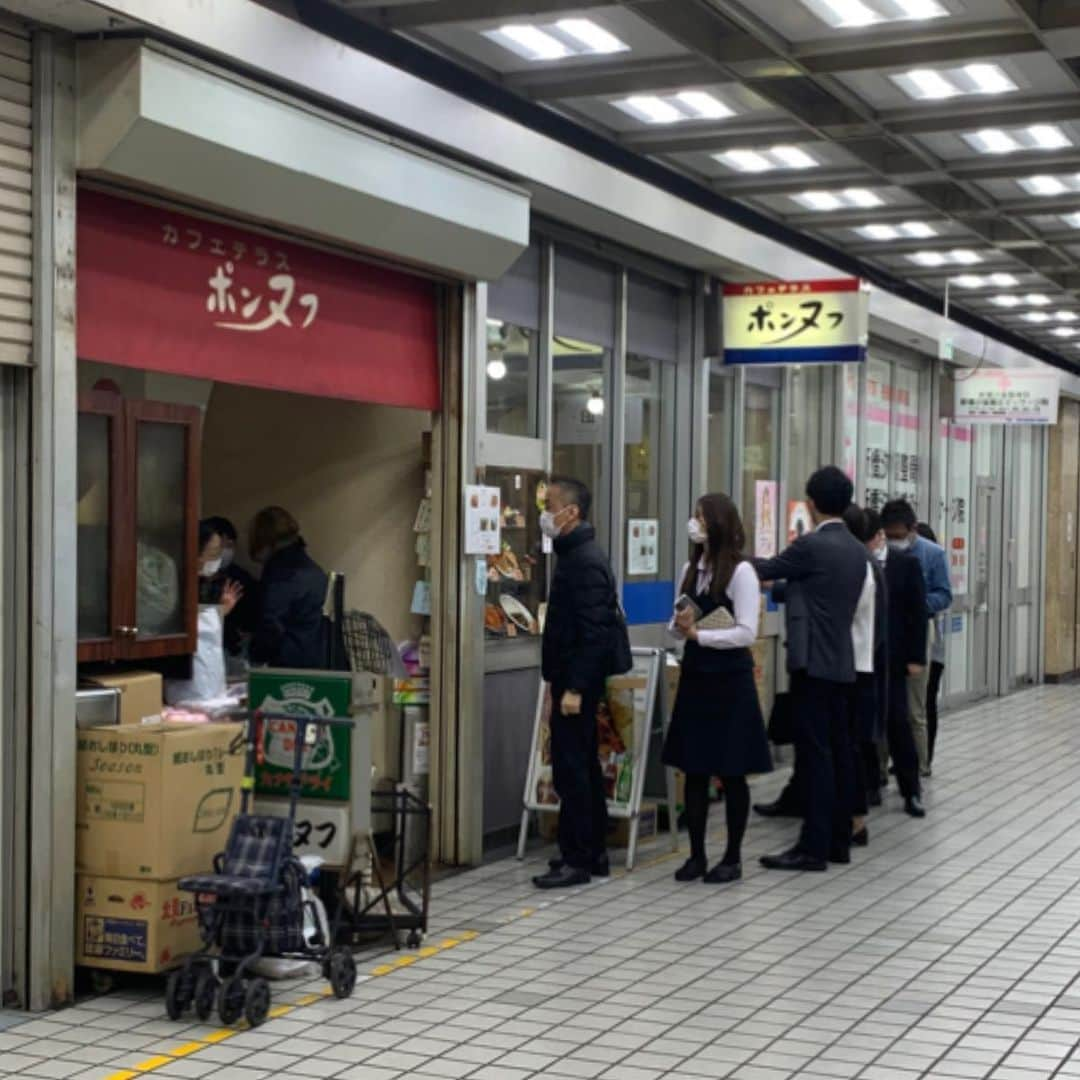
left=767, top=691, right=795, bottom=745
left=609, top=601, right=633, bottom=675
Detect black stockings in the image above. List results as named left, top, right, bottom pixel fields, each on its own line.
left=685, top=774, right=749, bottom=866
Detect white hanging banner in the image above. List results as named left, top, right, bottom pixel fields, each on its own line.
left=954, top=370, right=1060, bottom=425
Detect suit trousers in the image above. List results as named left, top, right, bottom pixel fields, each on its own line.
left=550, top=684, right=609, bottom=869
left=792, top=672, right=855, bottom=861
left=888, top=669, right=921, bottom=801
left=907, top=662, right=931, bottom=773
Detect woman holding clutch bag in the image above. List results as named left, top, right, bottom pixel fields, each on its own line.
left=663, top=493, right=772, bottom=884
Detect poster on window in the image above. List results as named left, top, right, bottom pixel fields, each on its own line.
left=788, top=500, right=813, bottom=543
left=464, top=485, right=501, bottom=555
left=627, top=518, right=659, bottom=576
left=521, top=650, right=661, bottom=822
left=754, top=481, right=778, bottom=557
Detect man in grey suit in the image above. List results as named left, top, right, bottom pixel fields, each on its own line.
left=753, top=467, right=871, bottom=872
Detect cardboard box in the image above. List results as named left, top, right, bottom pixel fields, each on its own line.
left=609, top=802, right=658, bottom=849
left=76, top=875, right=201, bottom=973
left=87, top=671, right=163, bottom=727
left=77, top=722, right=244, bottom=879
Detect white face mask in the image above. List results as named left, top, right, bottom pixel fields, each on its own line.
left=200, top=557, right=223, bottom=579
left=539, top=509, right=564, bottom=540
left=887, top=537, right=913, bottom=553
left=687, top=518, right=707, bottom=545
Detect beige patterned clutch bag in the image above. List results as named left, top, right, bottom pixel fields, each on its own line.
left=696, top=606, right=735, bottom=631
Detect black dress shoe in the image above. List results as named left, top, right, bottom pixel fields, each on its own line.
left=754, top=799, right=802, bottom=819
left=760, top=848, right=827, bottom=872
left=674, top=857, right=706, bottom=882
left=904, top=796, right=926, bottom=818
left=704, top=862, right=742, bottom=884
left=868, top=788, right=883, bottom=808
left=549, top=855, right=610, bottom=877
left=829, top=848, right=851, bottom=865
left=533, top=865, right=590, bottom=890
left=852, top=827, right=869, bottom=847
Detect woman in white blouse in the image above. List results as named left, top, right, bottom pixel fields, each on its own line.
left=662, top=493, right=772, bottom=883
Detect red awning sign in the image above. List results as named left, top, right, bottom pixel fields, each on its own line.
left=77, top=189, right=440, bottom=410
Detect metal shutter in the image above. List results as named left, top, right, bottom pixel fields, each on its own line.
left=0, top=16, right=29, bottom=367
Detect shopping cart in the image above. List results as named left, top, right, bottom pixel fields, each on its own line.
left=164, top=711, right=358, bottom=1028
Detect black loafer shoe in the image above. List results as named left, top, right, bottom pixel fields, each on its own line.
left=754, top=799, right=801, bottom=819
left=829, top=848, right=851, bottom=865
left=760, top=848, right=827, bottom=872
left=704, top=862, right=742, bottom=884
left=549, top=855, right=610, bottom=877
left=533, top=865, right=590, bottom=890
left=675, top=857, right=706, bottom=882
left=852, top=827, right=869, bottom=847
left=905, top=796, right=927, bottom=818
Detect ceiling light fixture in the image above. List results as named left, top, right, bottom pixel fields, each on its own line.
left=675, top=91, right=735, bottom=120
left=1026, top=294, right=1051, bottom=305
left=804, top=0, right=947, bottom=29
left=893, top=63, right=1017, bottom=102
left=1019, top=175, right=1069, bottom=196
left=895, top=0, right=949, bottom=16
left=909, top=249, right=982, bottom=267
left=1028, top=125, right=1071, bottom=150
left=486, top=358, right=508, bottom=381
left=718, top=150, right=775, bottom=173
left=964, top=63, right=1017, bottom=95
left=618, top=95, right=684, bottom=124
left=965, top=125, right=1072, bottom=156
left=858, top=225, right=900, bottom=240
left=1053, top=327, right=1077, bottom=338
left=795, top=191, right=843, bottom=211
left=487, top=24, right=569, bottom=61
left=844, top=188, right=884, bottom=207
left=1062, top=212, right=1080, bottom=229
left=896, top=68, right=958, bottom=100
left=770, top=145, right=818, bottom=169
left=909, top=251, right=946, bottom=267
left=1024, top=312, right=1051, bottom=323
left=815, top=0, right=881, bottom=26
left=966, top=128, right=1019, bottom=155
left=952, top=275, right=985, bottom=288
left=900, top=221, right=937, bottom=238
left=991, top=273, right=1020, bottom=287
left=586, top=391, right=605, bottom=416
left=1055, top=311, right=1078, bottom=322
left=991, top=295, right=1022, bottom=307
left=555, top=18, right=627, bottom=54
left=794, top=188, right=882, bottom=211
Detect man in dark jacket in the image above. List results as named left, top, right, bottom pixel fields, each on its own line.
left=753, top=467, right=870, bottom=872
left=535, top=476, right=621, bottom=890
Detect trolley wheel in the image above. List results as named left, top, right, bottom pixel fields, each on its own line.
left=407, top=930, right=422, bottom=949
left=194, top=969, right=220, bottom=1022
left=327, top=947, right=357, bottom=1000
left=244, top=977, right=271, bottom=1028
left=165, top=968, right=195, bottom=1021
left=218, top=975, right=246, bottom=1026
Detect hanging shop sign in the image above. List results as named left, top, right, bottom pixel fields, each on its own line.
left=723, top=278, right=869, bottom=365
left=953, top=370, right=1060, bottom=425
left=77, top=189, right=440, bottom=410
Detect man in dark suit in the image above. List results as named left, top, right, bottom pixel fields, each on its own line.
left=866, top=509, right=928, bottom=817
left=753, top=467, right=871, bottom=872
left=534, top=476, right=623, bottom=890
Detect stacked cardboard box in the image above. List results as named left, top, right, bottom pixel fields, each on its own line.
left=75, top=721, right=245, bottom=973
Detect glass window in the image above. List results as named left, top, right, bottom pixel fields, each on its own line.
left=553, top=252, right=615, bottom=546
left=135, top=421, right=186, bottom=639
left=487, top=243, right=541, bottom=437
left=891, top=364, right=923, bottom=515
left=863, top=357, right=892, bottom=513
left=784, top=366, right=824, bottom=540
left=742, top=369, right=780, bottom=554
left=841, top=364, right=860, bottom=483
left=944, top=419, right=973, bottom=691
left=707, top=361, right=734, bottom=496
left=78, top=412, right=111, bottom=640
left=624, top=277, right=677, bottom=585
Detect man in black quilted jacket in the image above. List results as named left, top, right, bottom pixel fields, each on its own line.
left=535, top=476, right=620, bottom=890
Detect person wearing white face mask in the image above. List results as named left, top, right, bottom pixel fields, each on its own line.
left=165, top=520, right=243, bottom=705
left=662, top=494, right=770, bottom=884
left=204, top=516, right=260, bottom=658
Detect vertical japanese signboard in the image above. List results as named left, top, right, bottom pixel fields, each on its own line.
left=250, top=669, right=352, bottom=802
left=724, top=278, right=869, bottom=365
left=954, top=370, right=1060, bottom=424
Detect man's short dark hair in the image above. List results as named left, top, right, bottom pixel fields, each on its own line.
left=806, top=466, right=853, bottom=517
left=206, top=515, right=238, bottom=543
left=864, top=509, right=883, bottom=538
left=881, top=499, right=917, bottom=531
left=842, top=503, right=870, bottom=543
left=548, top=475, right=592, bottom=522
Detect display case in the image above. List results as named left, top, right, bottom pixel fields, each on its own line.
left=77, top=391, right=201, bottom=663
left=483, top=467, right=548, bottom=643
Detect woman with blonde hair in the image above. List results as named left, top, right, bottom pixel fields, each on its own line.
left=663, top=493, right=771, bottom=884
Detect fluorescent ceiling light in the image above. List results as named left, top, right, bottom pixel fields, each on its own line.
left=1029, top=125, right=1071, bottom=150
left=795, top=191, right=843, bottom=211
left=795, top=188, right=882, bottom=211
left=1026, top=293, right=1050, bottom=305
left=1062, top=212, right=1080, bottom=229
left=804, top=0, right=947, bottom=29
left=991, top=295, right=1021, bottom=307
left=814, top=0, right=881, bottom=28
left=909, top=249, right=981, bottom=268
left=896, top=68, right=958, bottom=100
left=965, top=129, right=1019, bottom=155
left=555, top=19, right=627, bottom=54
left=895, top=0, right=949, bottom=16
left=900, top=221, right=937, bottom=238
left=909, top=251, right=946, bottom=267
left=844, top=188, right=883, bottom=207
left=1019, top=175, right=1069, bottom=196
left=675, top=91, right=734, bottom=120
left=717, top=145, right=817, bottom=172
left=1024, top=312, right=1051, bottom=323
left=857, top=220, right=935, bottom=241
left=1053, top=327, right=1077, bottom=337
left=487, top=24, right=569, bottom=61
left=858, top=225, right=900, bottom=240
left=1055, top=311, right=1078, bottom=322
left=991, top=273, right=1020, bottom=287
left=893, top=63, right=1017, bottom=102
left=718, top=150, right=775, bottom=173
left=965, top=64, right=1017, bottom=95
left=950, top=249, right=980, bottom=265
left=952, top=275, right=985, bottom=288
left=618, top=95, right=683, bottom=124
left=770, top=145, right=818, bottom=169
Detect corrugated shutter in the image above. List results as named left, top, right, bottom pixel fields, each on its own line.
left=0, top=16, right=30, bottom=367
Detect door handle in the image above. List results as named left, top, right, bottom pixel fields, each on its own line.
left=116, top=626, right=139, bottom=638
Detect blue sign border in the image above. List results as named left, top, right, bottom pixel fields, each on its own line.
left=725, top=344, right=867, bottom=365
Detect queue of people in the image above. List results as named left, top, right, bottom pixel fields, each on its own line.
left=534, top=466, right=952, bottom=888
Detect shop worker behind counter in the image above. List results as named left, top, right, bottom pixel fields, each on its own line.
left=752, top=466, right=871, bottom=873
left=249, top=506, right=330, bottom=671
left=535, top=476, right=632, bottom=891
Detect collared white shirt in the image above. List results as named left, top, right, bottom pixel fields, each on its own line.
left=670, top=559, right=760, bottom=650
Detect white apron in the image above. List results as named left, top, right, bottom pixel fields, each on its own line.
left=165, top=604, right=227, bottom=706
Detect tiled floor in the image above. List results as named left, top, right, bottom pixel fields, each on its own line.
left=7, top=684, right=1080, bottom=1080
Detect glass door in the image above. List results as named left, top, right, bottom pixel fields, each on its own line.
left=970, top=476, right=1001, bottom=699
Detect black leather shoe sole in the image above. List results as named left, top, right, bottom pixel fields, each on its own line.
left=675, top=858, right=706, bottom=882
left=549, top=857, right=611, bottom=876
left=533, top=868, right=591, bottom=890
left=760, top=852, right=827, bottom=872
left=704, top=862, right=742, bottom=884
